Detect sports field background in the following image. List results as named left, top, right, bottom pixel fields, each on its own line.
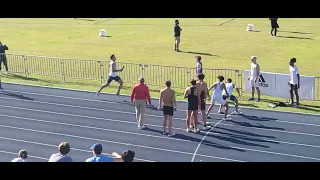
left=0, top=18, right=319, bottom=114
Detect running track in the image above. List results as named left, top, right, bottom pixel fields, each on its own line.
left=0, top=83, right=319, bottom=162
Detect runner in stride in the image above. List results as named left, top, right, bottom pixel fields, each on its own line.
left=97, top=54, right=124, bottom=96
left=206, top=76, right=230, bottom=120
left=218, top=78, right=242, bottom=115
left=158, top=80, right=177, bottom=136
left=184, top=79, right=200, bottom=133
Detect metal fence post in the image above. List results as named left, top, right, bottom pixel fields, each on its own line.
left=98, top=61, right=104, bottom=85
left=23, top=55, right=28, bottom=78
left=60, top=59, right=65, bottom=82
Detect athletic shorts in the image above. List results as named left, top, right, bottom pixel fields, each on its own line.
left=290, top=84, right=298, bottom=90
left=250, top=79, right=259, bottom=88
left=175, top=36, right=180, bottom=43
left=107, top=76, right=121, bottom=84
left=222, top=95, right=236, bottom=101
left=188, top=104, right=198, bottom=111
left=163, top=106, right=174, bottom=116
left=211, top=95, right=226, bottom=106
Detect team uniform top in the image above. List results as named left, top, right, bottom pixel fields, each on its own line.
left=222, top=83, right=236, bottom=101
left=196, top=62, right=202, bottom=74
left=211, top=82, right=226, bottom=105
left=289, top=65, right=299, bottom=85
left=109, top=61, right=118, bottom=77
left=187, top=87, right=198, bottom=110
left=250, top=63, right=258, bottom=80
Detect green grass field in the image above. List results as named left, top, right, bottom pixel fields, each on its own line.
left=0, top=18, right=319, bottom=114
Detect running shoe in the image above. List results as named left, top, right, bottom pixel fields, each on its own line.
left=168, top=132, right=175, bottom=137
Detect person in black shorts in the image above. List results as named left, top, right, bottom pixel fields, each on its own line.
left=184, top=79, right=199, bottom=133
left=158, top=80, right=177, bottom=137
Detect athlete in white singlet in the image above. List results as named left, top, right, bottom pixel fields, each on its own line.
left=206, top=76, right=230, bottom=120
left=248, top=56, right=261, bottom=102
left=218, top=78, right=242, bottom=114
left=97, top=54, right=124, bottom=96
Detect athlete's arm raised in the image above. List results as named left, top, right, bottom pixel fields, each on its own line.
left=112, top=63, right=125, bottom=72
left=208, top=83, right=216, bottom=91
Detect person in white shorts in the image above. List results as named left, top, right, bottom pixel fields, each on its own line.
left=218, top=78, right=242, bottom=115
left=288, top=58, right=300, bottom=107
left=97, top=54, right=124, bottom=96
left=206, top=76, right=230, bottom=120
left=248, top=56, right=261, bottom=102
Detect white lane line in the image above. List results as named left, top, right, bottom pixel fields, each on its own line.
left=1, top=111, right=319, bottom=150
left=0, top=150, right=48, bottom=161
left=1, top=103, right=319, bottom=138
left=0, top=114, right=191, bottom=143
left=0, top=124, right=243, bottom=162
left=219, top=122, right=320, bottom=137
left=4, top=89, right=320, bottom=127
left=0, top=96, right=186, bottom=121
left=0, top=136, right=154, bottom=162
left=1, top=89, right=232, bottom=117
left=191, top=109, right=240, bottom=162
left=3, top=81, right=319, bottom=116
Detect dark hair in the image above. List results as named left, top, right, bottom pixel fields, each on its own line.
left=175, top=20, right=179, bottom=24
left=290, top=58, right=296, bottom=63
left=165, top=80, right=171, bottom=87
left=110, top=54, right=115, bottom=60
left=58, top=142, right=71, bottom=155
left=195, top=56, right=201, bottom=61
left=217, top=75, right=224, bottom=82
left=197, top=73, right=205, bottom=80
left=190, top=79, right=196, bottom=85
left=121, top=150, right=135, bottom=162
left=227, top=78, right=232, bottom=83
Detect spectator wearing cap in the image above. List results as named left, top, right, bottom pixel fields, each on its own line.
left=11, top=149, right=27, bottom=162
left=86, top=143, right=123, bottom=162
left=48, top=142, right=73, bottom=162
left=112, top=150, right=135, bottom=162
left=130, top=76, right=152, bottom=130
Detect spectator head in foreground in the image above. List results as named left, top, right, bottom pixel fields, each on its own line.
left=86, top=143, right=123, bottom=162
left=11, top=149, right=27, bottom=162
left=91, top=143, right=103, bottom=155
left=121, top=150, right=135, bottom=162
left=48, top=142, right=73, bottom=162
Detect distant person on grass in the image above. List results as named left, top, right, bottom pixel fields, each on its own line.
left=218, top=78, right=242, bottom=115
left=97, top=54, right=124, bottom=96
left=48, top=142, right=73, bottom=162
left=158, top=80, right=177, bottom=136
left=269, top=18, right=279, bottom=36
left=86, top=143, right=123, bottom=162
left=288, top=58, right=300, bottom=107
left=0, top=41, right=9, bottom=74
left=248, top=56, right=261, bottom=102
left=174, top=20, right=182, bottom=52
left=11, top=149, right=28, bottom=162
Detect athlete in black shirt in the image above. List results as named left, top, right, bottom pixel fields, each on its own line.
left=174, top=20, right=182, bottom=52
left=184, top=79, right=199, bottom=133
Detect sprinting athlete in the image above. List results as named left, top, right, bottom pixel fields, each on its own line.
left=158, top=80, right=177, bottom=137
left=206, top=76, right=230, bottom=120
left=97, top=54, right=124, bottom=96
left=190, top=73, right=210, bottom=130
left=184, top=79, right=200, bottom=133
left=218, top=78, right=242, bottom=115
left=248, top=56, right=261, bottom=102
